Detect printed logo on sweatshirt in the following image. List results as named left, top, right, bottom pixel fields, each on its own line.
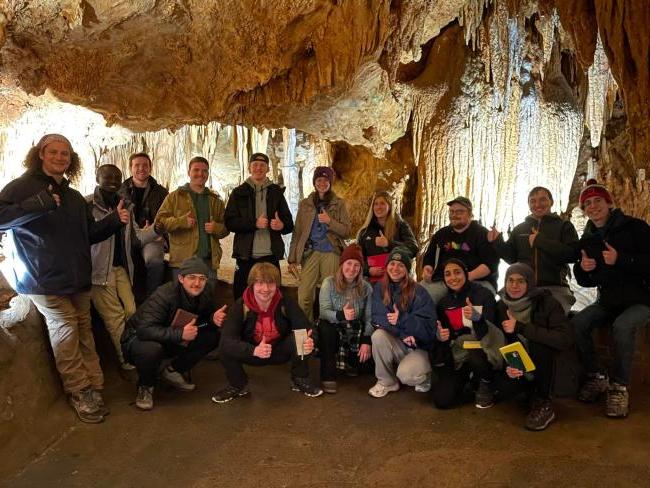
left=443, top=241, right=471, bottom=252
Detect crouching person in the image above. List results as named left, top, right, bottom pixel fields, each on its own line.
left=431, top=259, right=502, bottom=409
left=318, top=244, right=373, bottom=393
left=211, top=262, right=323, bottom=403
left=494, top=263, right=573, bottom=431
left=121, top=257, right=224, bottom=410
left=369, top=247, right=437, bottom=398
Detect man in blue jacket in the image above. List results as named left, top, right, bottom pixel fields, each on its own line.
left=0, top=134, right=128, bottom=424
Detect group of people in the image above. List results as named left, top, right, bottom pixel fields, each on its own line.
left=1, top=134, right=648, bottom=432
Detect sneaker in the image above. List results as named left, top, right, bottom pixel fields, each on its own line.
left=290, top=377, right=324, bottom=397
left=606, top=383, right=629, bottom=418
left=120, top=361, right=136, bottom=371
left=578, top=373, right=609, bottom=403
left=322, top=380, right=338, bottom=394
left=475, top=380, right=494, bottom=409
left=69, top=388, right=104, bottom=424
left=135, top=386, right=154, bottom=411
left=91, top=390, right=110, bottom=417
left=211, top=384, right=250, bottom=404
left=161, top=365, right=196, bottom=391
left=368, top=381, right=400, bottom=398
left=525, top=398, right=556, bottom=431
left=415, top=374, right=432, bottom=393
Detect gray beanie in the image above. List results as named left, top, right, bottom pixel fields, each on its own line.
left=178, top=256, right=210, bottom=277
left=505, top=262, right=535, bottom=292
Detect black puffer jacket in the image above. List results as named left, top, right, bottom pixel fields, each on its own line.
left=0, top=169, right=121, bottom=295
left=492, top=214, right=579, bottom=287
left=219, top=296, right=309, bottom=360
left=121, top=280, right=218, bottom=346
left=224, top=181, right=294, bottom=260
left=574, top=208, right=650, bottom=312
left=119, top=176, right=168, bottom=228
left=437, top=281, right=496, bottom=340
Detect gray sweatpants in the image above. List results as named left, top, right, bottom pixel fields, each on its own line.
left=371, top=329, right=431, bottom=387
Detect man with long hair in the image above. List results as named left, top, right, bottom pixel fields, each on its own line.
left=0, top=134, right=129, bottom=423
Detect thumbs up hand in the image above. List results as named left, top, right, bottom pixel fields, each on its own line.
left=253, top=336, right=272, bottom=358
left=602, top=242, right=618, bottom=266
left=343, top=301, right=356, bottom=321
left=47, top=185, right=61, bottom=207
left=502, top=309, right=517, bottom=334
left=270, top=211, right=284, bottom=231
left=303, top=329, right=315, bottom=355
left=116, top=199, right=130, bottom=224
left=437, top=320, right=450, bottom=342
left=580, top=249, right=597, bottom=272
left=387, top=304, right=399, bottom=325
left=317, top=207, right=331, bottom=224
left=528, top=227, right=539, bottom=247
left=186, top=211, right=196, bottom=227
left=487, top=225, right=500, bottom=242
left=375, top=230, right=389, bottom=248
left=256, top=213, right=268, bottom=229
left=463, top=297, right=482, bottom=321
left=213, top=304, right=227, bottom=327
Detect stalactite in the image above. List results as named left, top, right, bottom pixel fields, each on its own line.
left=585, top=34, right=618, bottom=148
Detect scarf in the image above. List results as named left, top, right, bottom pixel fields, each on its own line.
left=499, top=293, right=533, bottom=324
left=244, top=286, right=283, bottom=345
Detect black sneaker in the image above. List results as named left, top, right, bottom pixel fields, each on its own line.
left=475, top=380, right=494, bottom=409
left=291, top=377, right=324, bottom=397
left=135, top=386, right=154, bottom=411
left=211, top=384, right=250, bottom=404
left=525, top=398, right=556, bottom=431
left=606, top=383, right=629, bottom=418
left=578, top=373, right=609, bottom=403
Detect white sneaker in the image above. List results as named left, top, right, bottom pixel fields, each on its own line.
left=161, top=366, right=195, bottom=391
left=368, top=381, right=400, bottom=398
left=415, top=374, right=432, bottom=393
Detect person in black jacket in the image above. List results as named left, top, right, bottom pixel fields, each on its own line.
left=494, top=263, right=573, bottom=431
left=224, top=153, right=294, bottom=300
left=487, top=187, right=579, bottom=313
left=119, top=152, right=169, bottom=296
left=211, top=262, right=323, bottom=403
left=573, top=180, right=650, bottom=418
left=0, top=134, right=128, bottom=424
left=121, top=257, right=226, bottom=411
left=421, top=196, right=499, bottom=304
left=355, top=191, right=418, bottom=283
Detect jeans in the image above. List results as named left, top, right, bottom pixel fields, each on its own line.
left=572, top=303, right=650, bottom=385
left=123, top=326, right=220, bottom=387
left=218, top=333, right=310, bottom=389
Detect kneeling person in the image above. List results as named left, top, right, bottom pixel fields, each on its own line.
left=212, top=262, right=323, bottom=403
left=121, top=257, right=224, bottom=410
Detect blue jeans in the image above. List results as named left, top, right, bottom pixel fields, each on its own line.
left=572, top=303, right=650, bottom=385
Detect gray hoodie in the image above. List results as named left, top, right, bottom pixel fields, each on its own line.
left=246, top=177, right=273, bottom=258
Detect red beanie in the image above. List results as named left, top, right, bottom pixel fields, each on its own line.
left=339, top=244, right=364, bottom=266
left=579, top=179, right=613, bottom=208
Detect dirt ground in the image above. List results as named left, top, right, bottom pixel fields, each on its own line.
left=5, top=354, right=650, bottom=488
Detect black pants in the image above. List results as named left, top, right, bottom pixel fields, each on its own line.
left=124, top=327, right=220, bottom=387
left=431, top=349, right=493, bottom=409
left=233, top=256, right=281, bottom=300
left=318, top=319, right=363, bottom=381
left=219, top=333, right=309, bottom=389
left=494, top=342, right=556, bottom=400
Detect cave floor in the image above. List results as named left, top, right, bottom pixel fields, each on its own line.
left=6, top=359, right=650, bottom=488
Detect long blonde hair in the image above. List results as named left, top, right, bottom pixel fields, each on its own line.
left=356, top=191, right=398, bottom=241
left=333, top=264, right=367, bottom=300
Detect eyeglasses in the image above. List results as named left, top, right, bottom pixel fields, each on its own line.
left=184, top=274, right=208, bottom=283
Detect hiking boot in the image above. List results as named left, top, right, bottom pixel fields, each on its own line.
left=161, top=365, right=196, bottom=391
left=606, top=383, right=629, bottom=418
left=368, top=381, right=400, bottom=398
left=69, top=388, right=104, bottom=424
left=322, top=381, right=338, bottom=394
left=578, top=373, right=609, bottom=403
left=91, top=390, right=110, bottom=417
left=211, top=384, right=250, bottom=404
left=415, top=374, right=432, bottom=393
left=135, top=386, right=154, bottom=410
left=525, top=398, right=556, bottom=431
left=291, top=377, right=324, bottom=397
left=475, top=380, right=494, bottom=409
left=120, top=361, right=136, bottom=371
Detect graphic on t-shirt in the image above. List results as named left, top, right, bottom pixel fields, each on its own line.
left=443, top=241, right=471, bottom=252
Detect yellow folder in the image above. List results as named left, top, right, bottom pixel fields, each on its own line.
left=499, top=341, right=536, bottom=372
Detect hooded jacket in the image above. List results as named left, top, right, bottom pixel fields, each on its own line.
left=574, top=208, right=650, bottom=312
left=371, top=281, right=437, bottom=350
left=492, top=213, right=579, bottom=287
left=155, top=184, right=228, bottom=270
left=288, top=191, right=350, bottom=263
left=119, top=175, right=168, bottom=228
left=224, top=179, right=294, bottom=260
left=0, top=169, right=121, bottom=295
left=357, top=217, right=418, bottom=277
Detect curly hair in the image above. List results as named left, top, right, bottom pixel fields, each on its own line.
left=23, top=145, right=82, bottom=184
